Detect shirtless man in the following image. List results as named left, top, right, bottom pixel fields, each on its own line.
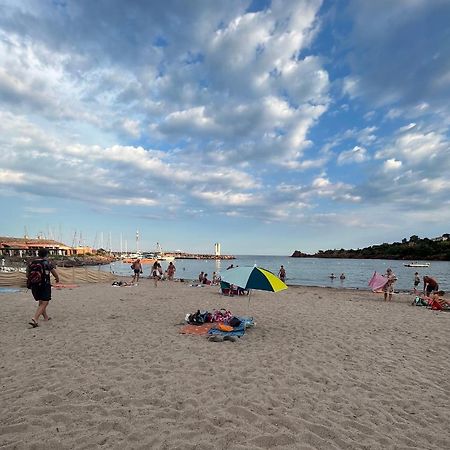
left=131, top=259, right=143, bottom=283
left=423, top=275, right=439, bottom=296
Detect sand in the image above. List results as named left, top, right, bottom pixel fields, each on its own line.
left=1, top=279, right=449, bottom=449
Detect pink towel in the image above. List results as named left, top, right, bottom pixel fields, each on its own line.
left=368, top=272, right=388, bottom=292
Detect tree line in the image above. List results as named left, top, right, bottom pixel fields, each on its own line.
left=291, top=234, right=450, bottom=261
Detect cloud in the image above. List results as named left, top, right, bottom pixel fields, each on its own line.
left=343, top=0, right=450, bottom=113
left=383, top=159, right=402, bottom=171
left=337, top=146, right=368, bottom=165
left=0, top=0, right=330, bottom=170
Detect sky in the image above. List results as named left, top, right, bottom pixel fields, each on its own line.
left=0, top=0, right=449, bottom=255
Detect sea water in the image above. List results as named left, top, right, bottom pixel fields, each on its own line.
left=101, top=256, right=450, bottom=292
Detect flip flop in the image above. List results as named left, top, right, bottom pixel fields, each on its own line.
left=29, top=318, right=39, bottom=328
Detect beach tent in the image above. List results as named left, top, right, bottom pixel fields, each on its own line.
left=368, top=271, right=388, bottom=292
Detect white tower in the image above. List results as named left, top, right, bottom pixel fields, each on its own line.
left=214, top=243, right=221, bottom=256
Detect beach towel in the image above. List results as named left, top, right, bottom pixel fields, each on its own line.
left=179, top=323, right=215, bottom=335
left=207, top=316, right=254, bottom=337
left=368, top=272, right=388, bottom=292
left=208, top=322, right=246, bottom=337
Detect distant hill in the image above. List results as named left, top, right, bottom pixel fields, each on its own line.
left=292, top=234, right=450, bottom=261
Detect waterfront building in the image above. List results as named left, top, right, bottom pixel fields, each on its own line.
left=0, top=236, right=90, bottom=257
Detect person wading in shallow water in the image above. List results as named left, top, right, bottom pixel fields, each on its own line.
left=278, top=265, right=286, bottom=283
left=167, top=261, right=176, bottom=280
left=28, top=249, right=60, bottom=328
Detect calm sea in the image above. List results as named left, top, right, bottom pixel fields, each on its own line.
left=102, top=256, right=450, bottom=292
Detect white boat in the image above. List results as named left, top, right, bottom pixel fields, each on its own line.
left=403, top=262, right=430, bottom=267
left=152, top=243, right=175, bottom=262
left=122, top=252, right=156, bottom=264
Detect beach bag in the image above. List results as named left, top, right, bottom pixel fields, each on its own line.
left=188, top=310, right=205, bottom=325
left=228, top=316, right=242, bottom=327
left=412, top=297, right=429, bottom=307
left=27, top=260, right=46, bottom=289
left=213, top=309, right=232, bottom=322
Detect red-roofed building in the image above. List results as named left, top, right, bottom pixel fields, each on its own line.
left=0, top=237, right=74, bottom=257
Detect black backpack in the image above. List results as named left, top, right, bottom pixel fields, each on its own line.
left=27, top=260, right=46, bottom=289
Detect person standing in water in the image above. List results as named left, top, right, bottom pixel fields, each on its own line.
left=167, top=261, right=176, bottom=281
left=278, top=265, right=286, bottom=283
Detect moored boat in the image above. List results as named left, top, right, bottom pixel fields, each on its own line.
left=122, top=252, right=156, bottom=264
left=403, top=262, right=430, bottom=267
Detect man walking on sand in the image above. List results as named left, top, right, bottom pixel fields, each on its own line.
left=28, top=249, right=59, bottom=328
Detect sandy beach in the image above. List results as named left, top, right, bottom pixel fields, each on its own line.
left=1, top=279, right=450, bottom=449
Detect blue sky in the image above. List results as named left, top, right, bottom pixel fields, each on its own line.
left=0, top=0, right=449, bottom=255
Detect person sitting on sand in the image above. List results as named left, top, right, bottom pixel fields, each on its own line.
left=198, top=271, right=204, bottom=283
left=383, top=268, right=397, bottom=302
left=423, top=275, right=439, bottom=296
left=428, top=291, right=449, bottom=310
left=202, top=273, right=211, bottom=285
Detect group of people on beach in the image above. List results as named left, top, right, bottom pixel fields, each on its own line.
left=25, top=250, right=447, bottom=328
left=130, top=259, right=177, bottom=286
left=380, top=267, right=442, bottom=303
left=197, top=271, right=220, bottom=285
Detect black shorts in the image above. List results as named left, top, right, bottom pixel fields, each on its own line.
left=31, top=284, right=51, bottom=301
left=134, top=269, right=140, bottom=274
left=426, top=285, right=438, bottom=295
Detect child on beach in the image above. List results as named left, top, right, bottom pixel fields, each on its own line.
left=413, top=272, right=420, bottom=292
